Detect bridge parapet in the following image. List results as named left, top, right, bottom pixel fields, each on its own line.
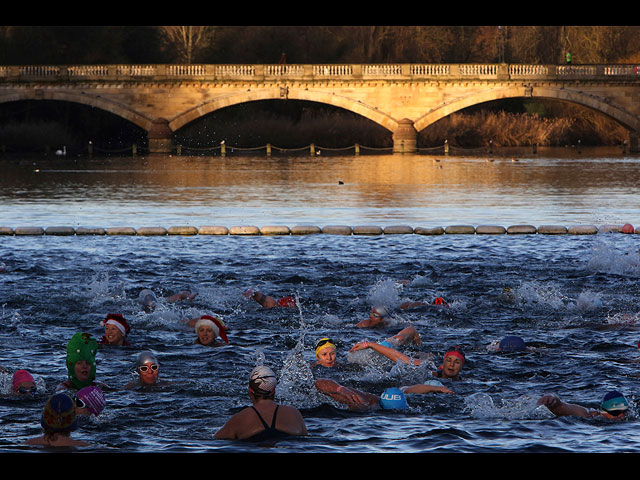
left=1, top=63, right=640, bottom=83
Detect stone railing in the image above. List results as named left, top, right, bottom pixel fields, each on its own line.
left=0, top=63, right=639, bottom=82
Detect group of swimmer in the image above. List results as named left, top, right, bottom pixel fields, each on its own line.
left=6, top=280, right=633, bottom=448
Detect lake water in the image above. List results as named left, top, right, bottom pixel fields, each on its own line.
left=1, top=152, right=640, bottom=453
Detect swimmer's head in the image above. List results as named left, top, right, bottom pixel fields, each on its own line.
left=41, top=392, right=78, bottom=434
left=75, top=386, right=105, bottom=416
left=315, top=338, right=337, bottom=367
left=249, top=365, right=277, bottom=398
left=101, top=313, right=131, bottom=343
left=66, top=332, right=98, bottom=389
left=135, top=351, right=159, bottom=370
left=12, top=369, right=35, bottom=394
left=315, top=337, right=336, bottom=356
left=138, top=289, right=157, bottom=312
left=440, top=346, right=465, bottom=378
left=498, top=335, right=526, bottom=353
left=370, top=305, right=390, bottom=323
left=195, top=315, right=228, bottom=344
left=600, top=390, right=629, bottom=417
left=135, top=351, right=159, bottom=385
left=379, top=387, right=408, bottom=411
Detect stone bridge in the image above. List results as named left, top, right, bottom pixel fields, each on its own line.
left=2, top=63, right=640, bottom=153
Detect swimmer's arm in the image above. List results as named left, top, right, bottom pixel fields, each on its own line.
left=350, top=341, right=419, bottom=366
left=400, top=301, right=428, bottom=309
left=167, top=291, right=197, bottom=303
left=243, top=289, right=278, bottom=308
left=314, top=379, right=368, bottom=406
left=537, top=394, right=592, bottom=418
left=402, top=384, right=454, bottom=395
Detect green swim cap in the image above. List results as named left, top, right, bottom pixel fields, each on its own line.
left=66, top=332, right=98, bottom=389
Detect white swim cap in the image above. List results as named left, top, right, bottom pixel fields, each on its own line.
left=249, top=365, right=277, bottom=397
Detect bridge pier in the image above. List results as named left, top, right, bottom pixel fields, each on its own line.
left=628, top=132, right=640, bottom=153
left=147, top=118, right=173, bottom=154
left=392, top=118, right=418, bottom=154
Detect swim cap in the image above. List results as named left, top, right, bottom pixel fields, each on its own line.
left=249, top=365, right=277, bottom=397
left=444, top=346, right=465, bottom=364
left=101, top=313, right=131, bottom=337
left=432, top=297, right=449, bottom=306
left=41, top=393, right=78, bottom=433
left=66, top=332, right=98, bottom=389
left=138, top=289, right=157, bottom=309
left=76, top=386, right=106, bottom=415
left=600, top=390, right=629, bottom=415
left=135, top=351, right=159, bottom=369
left=379, top=387, right=408, bottom=411
left=499, top=335, right=526, bottom=353
left=372, top=305, right=390, bottom=318
left=278, top=296, right=297, bottom=308
left=196, top=315, right=228, bottom=344
left=12, top=369, right=34, bottom=391
left=315, top=338, right=336, bottom=357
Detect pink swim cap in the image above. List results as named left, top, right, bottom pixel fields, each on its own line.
left=12, top=369, right=34, bottom=391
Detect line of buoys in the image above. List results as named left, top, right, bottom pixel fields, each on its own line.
left=0, top=224, right=637, bottom=236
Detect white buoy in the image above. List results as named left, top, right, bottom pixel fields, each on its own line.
left=55, top=146, right=67, bottom=156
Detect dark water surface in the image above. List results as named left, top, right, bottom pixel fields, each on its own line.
left=1, top=153, right=640, bottom=453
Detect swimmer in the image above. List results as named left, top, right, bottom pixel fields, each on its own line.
left=99, top=313, right=131, bottom=346
left=537, top=390, right=629, bottom=421
left=74, top=386, right=105, bottom=417
left=138, top=288, right=198, bottom=312
left=185, top=315, right=229, bottom=346
left=214, top=365, right=307, bottom=440
left=315, top=327, right=420, bottom=369
left=349, top=342, right=465, bottom=380
left=243, top=289, right=297, bottom=309
left=56, top=332, right=108, bottom=392
left=11, top=369, right=37, bottom=397
left=24, top=392, right=90, bottom=447
left=357, top=298, right=449, bottom=328
left=125, top=351, right=161, bottom=389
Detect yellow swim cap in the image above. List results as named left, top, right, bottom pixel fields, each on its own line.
left=315, top=338, right=336, bottom=357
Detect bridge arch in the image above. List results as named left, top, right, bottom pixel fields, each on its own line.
left=169, top=87, right=399, bottom=134
left=413, top=85, right=640, bottom=135
left=0, top=90, right=155, bottom=132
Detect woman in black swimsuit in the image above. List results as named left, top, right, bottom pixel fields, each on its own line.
left=214, top=365, right=308, bottom=441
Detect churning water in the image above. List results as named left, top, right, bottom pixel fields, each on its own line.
left=1, top=153, right=640, bottom=453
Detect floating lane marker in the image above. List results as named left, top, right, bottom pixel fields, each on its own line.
left=0, top=224, right=637, bottom=236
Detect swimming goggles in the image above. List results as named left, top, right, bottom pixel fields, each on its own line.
left=74, top=397, right=86, bottom=409
left=138, top=364, right=159, bottom=373
left=17, top=386, right=37, bottom=395
left=315, top=338, right=333, bottom=348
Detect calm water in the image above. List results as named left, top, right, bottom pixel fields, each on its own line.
left=1, top=153, right=640, bottom=453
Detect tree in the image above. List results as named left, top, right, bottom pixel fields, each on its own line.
left=159, top=26, right=216, bottom=64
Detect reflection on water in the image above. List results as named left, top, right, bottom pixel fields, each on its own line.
left=1, top=153, right=639, bottom=227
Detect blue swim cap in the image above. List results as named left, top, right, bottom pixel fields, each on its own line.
left=379, top=387, right=408, bottom=411
left=601, top=390, right=629, bottom=415
left=499, top=335, right=526, bottom=353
